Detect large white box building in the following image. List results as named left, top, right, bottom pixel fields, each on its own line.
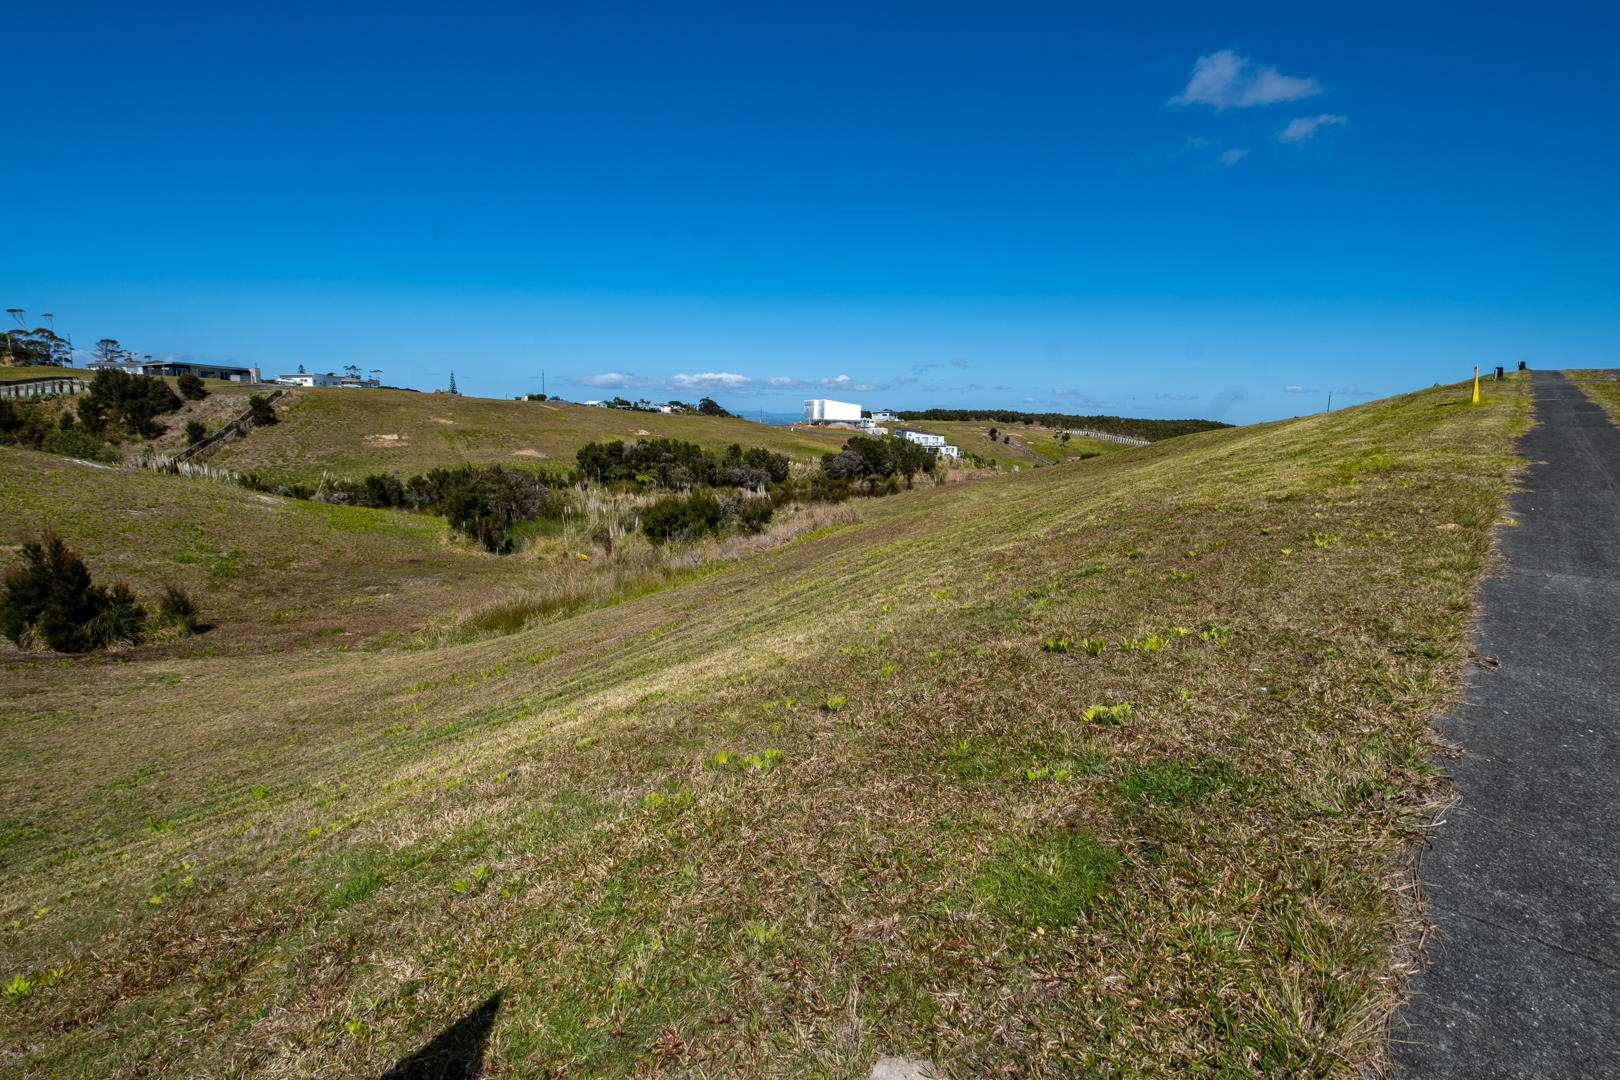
left=804, top=399, right=862, bottom=424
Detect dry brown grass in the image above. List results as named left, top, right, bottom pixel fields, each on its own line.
left=0, top=374, right=1530, bottom=1078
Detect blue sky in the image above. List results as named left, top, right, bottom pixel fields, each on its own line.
left=5, top=1, right=1617, bottom=422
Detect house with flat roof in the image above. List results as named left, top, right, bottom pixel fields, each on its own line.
left=275, top=372, right=343, bottom=387
left=88, top=358, right=262, bottom=382
left=895, top=427, right=962, bottom=459
left=804, top=398, right=861, bottom=424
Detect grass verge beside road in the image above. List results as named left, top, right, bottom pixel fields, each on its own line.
left=0, top=375, right=1528, bottom=1077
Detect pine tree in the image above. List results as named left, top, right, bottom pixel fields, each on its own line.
left=449, top=372, right=458, bottom=395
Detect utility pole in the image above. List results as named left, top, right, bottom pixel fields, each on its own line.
left=542, top=369, right=545, bottom=398
left=1326, top=393, right=1332, bottom=413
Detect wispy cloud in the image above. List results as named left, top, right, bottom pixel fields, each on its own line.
left=1218, top=148, right=1250, bottom=166
left=894, top=376, right=918, bottom=384
left=951, top=359, right=969, bottom=368
left=569, top=371, right=819, bottom=394
left=1283, top=385, right=1317, bottom=393
left=573, top=372, right=642, bottom=388
left=1278, top=114, right=1347, bottom=143
left=1182, top=136, right=1213, bottom=150
left=672, top=372, right=751, bottom=389
left=821, top=374, right=887, bottom=392
left=1169, top=50, right=1324, bottom=111
left=1156, top=392, right=1197, bottom=400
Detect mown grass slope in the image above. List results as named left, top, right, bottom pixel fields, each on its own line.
left=0, top=375, right=1528, bottom=1078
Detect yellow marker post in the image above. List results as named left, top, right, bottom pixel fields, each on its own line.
left=1472, top=365, right=1480, bottom=404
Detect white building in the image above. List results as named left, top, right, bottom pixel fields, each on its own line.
left=896, top=427, right=962, bottom=459
left=896, top=428, right=946, bottom=450
left=276, top=372, right=343, bottom=387
left=873, top=408, right=900, bottom=423
left=804, top=398, right=862, bottom=424
left=91, top=359, right=261, bottom=382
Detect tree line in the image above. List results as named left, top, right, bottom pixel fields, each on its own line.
left=895, top=409, right=1232, bottom=441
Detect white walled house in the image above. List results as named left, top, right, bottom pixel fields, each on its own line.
left=804, top=398, right=862, bottom=424
left=896, top=428, right=962, bottom=459
left=275, top=372, right=343, bottom=387
left=873, top=408, right=900, bottom=422
left=895, top=428, right=946, bottom=449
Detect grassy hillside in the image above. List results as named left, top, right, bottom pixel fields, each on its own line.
left=207, top=390, right=856, bottom=484
left=895, top=419, right=1131, bottom=468
left=0, top=448, right=545, bottom=656
left=0, top=374, right=1528, bottom=1077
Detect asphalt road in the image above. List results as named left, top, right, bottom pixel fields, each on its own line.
left=1394, top=371, right=1620, bottom=1078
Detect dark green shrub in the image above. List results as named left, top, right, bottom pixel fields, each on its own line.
left=246, top=394, right=278, bottom=427
left=78, top=370, right=181, bottom=440
left=0, top=397, right=59, bottom=450
left=737, top=500, right=774, bottom=534
left=400, top=465, right=561, bottom=551
left=184, top=419, right=208, bottom=445
left=0, top=532, right=145, bottom=652
left=42, top=428, right=121, bottom=464
left=820, top=435, right=934, bottom=483
left=575, top=437, right=789, bottom=488
left=641, top=493, right=723, bottom=542
left=357, top=473, right=405, bottom=508
left=176, top=373, right=208, bottom=400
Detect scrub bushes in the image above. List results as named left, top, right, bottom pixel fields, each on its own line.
left=0, top=532, right=146, bottom=652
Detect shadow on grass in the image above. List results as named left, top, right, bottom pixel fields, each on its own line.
left=379, top=991, right=502, bottom=1080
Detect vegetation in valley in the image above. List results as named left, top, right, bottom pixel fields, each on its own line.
left=896, top=408, right=1233, bottom=442
left=0, top=373, right=1529, bottom=1078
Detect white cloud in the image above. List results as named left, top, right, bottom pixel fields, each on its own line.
left=1283, top=385, right=1316, bottom=393
left=894, top=376, right=918, bottom=384
left=1278, top=114, right=1347, bottom=143
left=1218, top=148, right=1250, bottom=166
left=1169, top=50, right=1324, bottom=111
left=820, top=374, right=886, bottom=392
left=951, top=359, right=969, bottom=368
left=574, top=372, right=635, bottom=387
left=671, top=371, right=751, bottom=389
left=1183, top=136, right=1213, bottom=150
left=762, top=375, right=814, bottom=389
left=1156, top=393, right=1197, bottom=400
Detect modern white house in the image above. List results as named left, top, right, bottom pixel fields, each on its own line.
left=896, top=428, right=962, bottom=459
left=90, top=358, right=262, bottom=382
left=803, top=398, right=862, bottom=424
left=873, top=408, right=900, bottom=423
left=275, top=372, right=344, bottom=387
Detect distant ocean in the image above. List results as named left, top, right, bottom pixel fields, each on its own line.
left=741, top=410, right=808, bottom=427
